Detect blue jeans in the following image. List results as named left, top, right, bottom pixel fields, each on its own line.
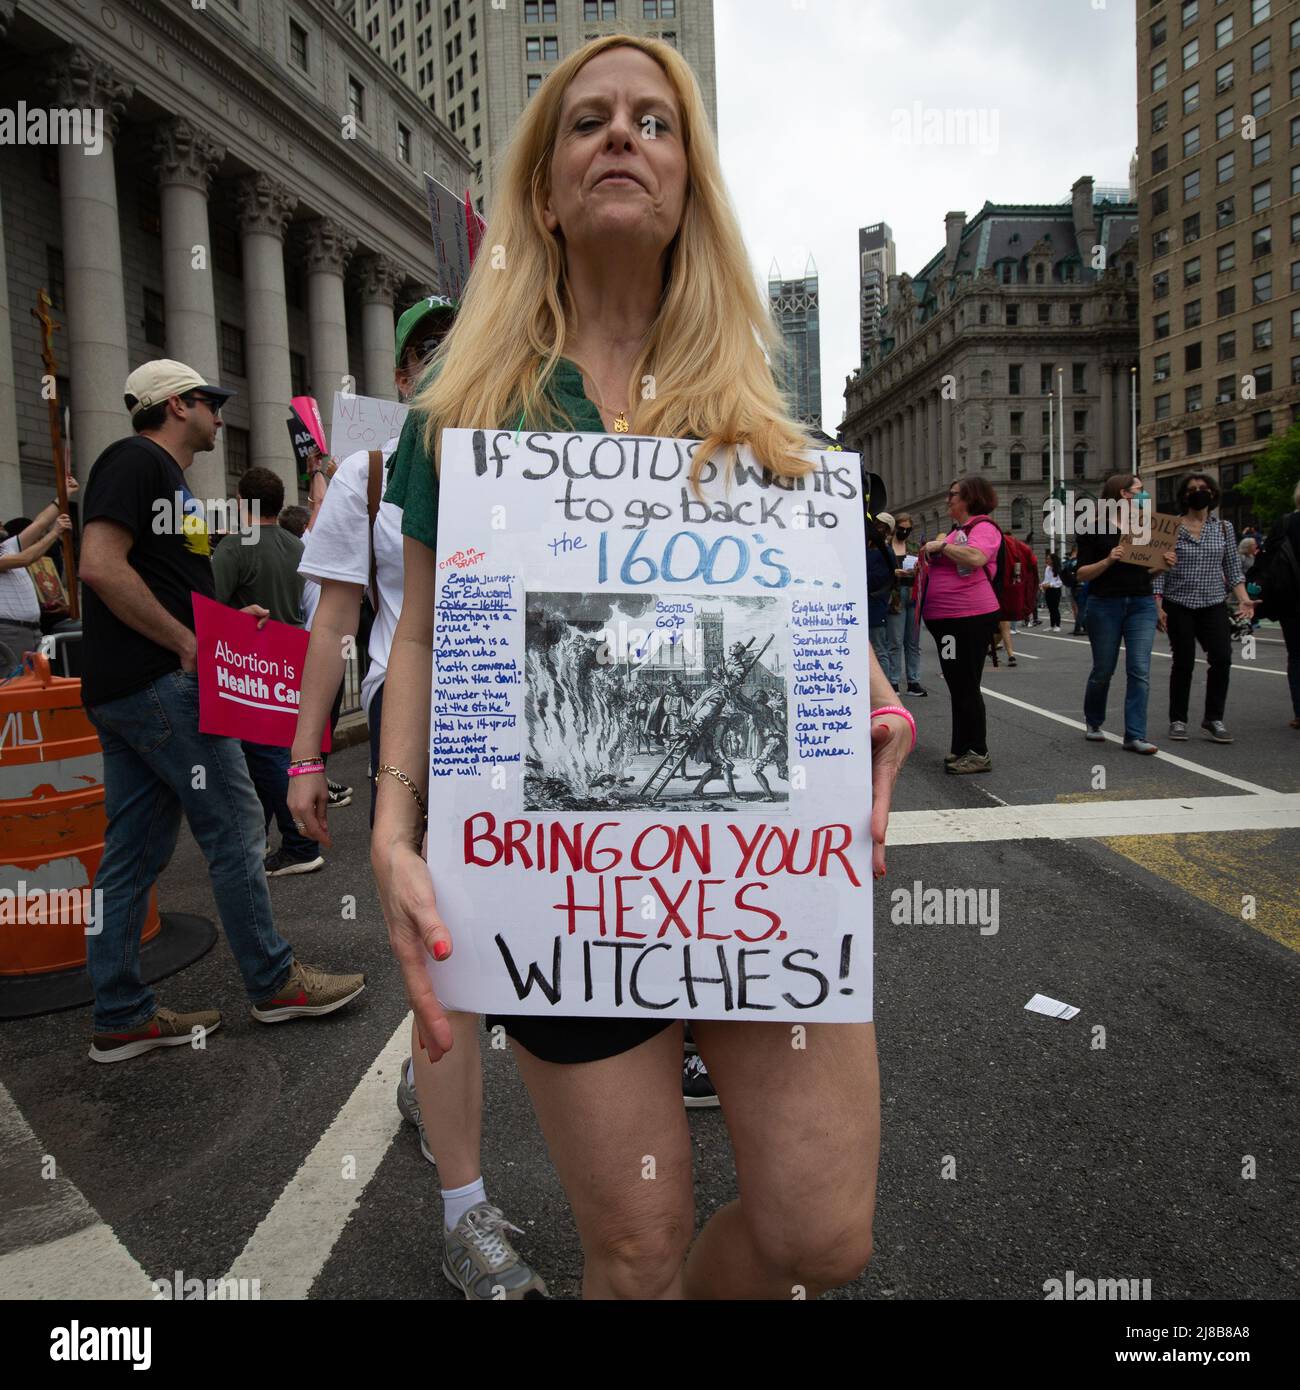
left=85, top=670, right=294, bottom=1031
left=1083, top=595, right=1157, bottom=741
left=886, top=599, right=922, bottom=686
left=870, top=621, right=896, bottom=685
left=242, top=741, right=319, bottom=860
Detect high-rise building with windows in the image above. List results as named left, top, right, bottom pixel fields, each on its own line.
left=1136, top=0, right=1300, bottom=526
left=338, top=0, right=718, bottom=214
left=859, top=222, right=896, bottom=368
left=768, top=257, right=822, bottom=428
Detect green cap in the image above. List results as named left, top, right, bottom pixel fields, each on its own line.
left=395, top=295, right=456, bottom=366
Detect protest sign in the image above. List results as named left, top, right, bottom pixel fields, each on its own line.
left=192, top=593, right=328, bottom=750
left=424, top=429, right=873, bottom=1023
left=330, top=390, right=409, bottom=458
left=1124, top=511, right=1181, bottom=569
left=423, top=172, right=485, bottom=300
left=290, top=396, right=327, bottom=455
left=287, top=415, right=317, bottom=467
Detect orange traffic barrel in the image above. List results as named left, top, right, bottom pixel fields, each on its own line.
left=0, top=651, right=160, bottom=975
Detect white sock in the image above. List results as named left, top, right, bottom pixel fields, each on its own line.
left=442, top=1176, right=487, bottom=1232
left=406, top=1057, right=415, bottom=1087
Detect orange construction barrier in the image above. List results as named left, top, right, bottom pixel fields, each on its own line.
left=0, top=652, right=160, bottom=975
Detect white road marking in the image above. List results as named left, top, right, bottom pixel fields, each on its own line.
left=888, top=792, right=1300, bottom=845
left=221, top=1016, right=411, bottom=1299
left=0, top=1080, right=154, bottom=1299
left=1016, top=627, right=1285, bottom=675
left=976, top=686, right=1274, bottom=796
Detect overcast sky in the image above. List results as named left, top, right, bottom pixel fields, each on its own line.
left=714, top=0, right=1140, bottom=430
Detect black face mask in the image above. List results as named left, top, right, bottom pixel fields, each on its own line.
left=1185, top=490, right=1213, bottom=510
left=895, top=527, right=912, bottom=540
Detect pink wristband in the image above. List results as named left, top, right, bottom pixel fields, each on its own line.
left=871, top=704, right=917, bottom=751
left=287, top=761, right=325, bottom=778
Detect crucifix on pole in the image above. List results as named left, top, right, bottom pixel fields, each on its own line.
left=30, top=287, right=79, bottom=620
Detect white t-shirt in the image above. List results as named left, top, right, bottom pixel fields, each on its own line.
left=1042, top=565, right=1063, bottom=589
left=0, top=535, right=41, bottom=624
left=299, top=439, right=403, bottom=716
left=301, top=577, right=321, bottom=631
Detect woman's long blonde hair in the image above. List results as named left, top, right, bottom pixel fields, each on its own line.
left=412, top=34, right=812, bottom=484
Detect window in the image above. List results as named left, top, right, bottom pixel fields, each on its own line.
left=224, top=426, right=249, bottom=486
left=999, top=261, right=1015, bottom=284
left=982, top=451, right=993, bottom=470
left=1218, top=330, right=1236, bottom=361
left=1186, top=298, right=1204, bottom=328
left=1184, top=169, right=1201, bottom=201
left=1254, top=363, right=1274, bottom=394
left=1040, top=451, right=1051, bottom=479
left=1217, top=374, right=1236, bottom=402
left=1153, top=143, right=1169, bottom=174
left=1253, top=224, right=1272, bottom=257
left=471, top=53, right=478, bottom=75
left=1215, top=15, right=1233, bottom=49
left=1291, top=115, right=1300, bottom=147
left=1183, top=37, right=1199, bottom=70
left=1294, top=260, right=1300, bottom=292
left=1293, top=306, right=1300, bottom=338
left=1251, top=0, right=1271, bottom=22
left=1155, top=393, right=1172, bottom=421
left=526, top=36, right=540, bottom=59
left=1182, top=0, right=1199, bottom=26
left=1069, top=302, right=1082, bottom=326
left=1152, top=55, right=1167, bottom=90
left=1184, top=212, right=1202, bottom=243
left=289, top=19, right=308, bottom=71
left=1253, top=180, right=1272, bottom=212
left=1151, top=16, right=1167, bottom=47
left=1186, top=427, right=1203, bottom=455
left=1152, top=101, right=1169, bottom=134
left=1219, top=419, right=1238, bottom=447
left=220, top=321, right=246, bottom=376
left=396, top=121, right=411, bottom=163
left=1294, top=66, right=1300, bottom=99
left=1184, top=79, right=1201, bottom=113
left=1292, top=212, right=1300, bottom=242
left=1010, top=411, right=1024, bottom=435
left=1073, top=448, right=1086, bottom=478
left=1186, top=383, right=1203, bottom=412
left=1254, top=410, right=1273, bottom=439
left=1035, top=261, right=1046, bottom=284
left=1218, top=240, right=1236, bottom=271
left=1041, top=410, right=1051, bottom=435
left=1253, top=271, right=1272, bottom=303
left=472, top=88, right=479, bottom=111
left=1155, top=352, right=1172, bottom=380
left=1186, top=341, right=1203, bottom=371
left=1218, top=285, right=1237, bottom=315
left=1252, top=84, right=1272, bottom=116
left=1216, top=150, right=1234, bottom=183
left=1254, top=317, right=1273, bottom=348
left=1215, top=60, right=1233, bottom=94
left=544, top=36, right=559, bottom=60
left=1252, top=38, right=1270, bottom=74
left=1038, top=302, right=1051, bottom=323
left=1073, top=409, right=1087, bottom=432
left=978, top=303, right=989, bottom=324
left=1006, top=304, right=1019, bottom=326
left=1040, top=363, right=1055, bottom=393
left=527, top=74, right=542, bottom=96
left=1009, top=364, right=1022, bottom=394
left=1217, top=195, right=1235, bottom=227
left=1216, top=105, right=1234, bottom=139
left=1293, top=163, right=1300, bottom=195
left=1292, top=354, right=1300, bottom=385
left=1009, top=452, right=1023, bottom=481
left=1252, top=132, right=1272, bottom=167
left=1156, top=435, right=1172, bottom=462
left=1153, top=228, right=1171, bottom=257
left=347, top=75, right=365, bottom=123
left=289, top=350, right=306, bottom=399
left=1185, top=255, right=1202, bottom=286
left=1155, top=311, right=1171, bottom=339
left=473, top=124, right=480, bottom=148
left=1072, top=363, right=1086, bottom=393
left=1183, top=125, right=1201, bottom=157
left=143, top=288, right=165, bottom=348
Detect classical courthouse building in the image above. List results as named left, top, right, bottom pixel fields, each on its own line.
left=840, top=177, right=1141, bottom=544
left=0, top=0, right=474, bottom=518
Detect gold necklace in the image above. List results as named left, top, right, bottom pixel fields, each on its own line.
left=579, top=368, right=632, bottom=433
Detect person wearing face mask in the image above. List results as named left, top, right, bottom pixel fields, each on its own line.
left=1154, top=473, right=1255, bottom=743
left=886, top=512, right=926, bottom=696
left=867, top=513, right=899, bottom=689
left=1074, top=472, right=1173, bottom=754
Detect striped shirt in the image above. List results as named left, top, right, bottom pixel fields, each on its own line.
left=1153, top=516, right=1244, bottom=608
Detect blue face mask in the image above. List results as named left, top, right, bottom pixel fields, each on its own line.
left=1132, top=490, right=1151, bottom=502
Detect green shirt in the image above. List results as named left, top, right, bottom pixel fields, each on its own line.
left=211, top=523, right=305, bottom=626
left=384, top=357, right=604, bottom=550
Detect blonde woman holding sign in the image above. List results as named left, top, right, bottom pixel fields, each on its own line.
left=373, top=36, right=913, bottom=1300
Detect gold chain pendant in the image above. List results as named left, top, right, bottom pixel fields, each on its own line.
left=613, top=412, right=630, bottom=433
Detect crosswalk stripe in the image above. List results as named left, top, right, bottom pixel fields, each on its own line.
left=1016, top=627, right=1286, bottom=674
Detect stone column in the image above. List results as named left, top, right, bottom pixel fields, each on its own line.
left=940, top=390, right=953, bottom=498
left=1098, top=360, right=1115, bottom=478
left=1116, top=362, right=1132, bottom=474
left=235, top=173, right=296, bottom=490
left=299, top=218, right=356, bottom=413
left=927, top=390, right=940, bottom=499
left=46, top=49, right=133, bottom=484
left=354, top=254, right=403, bottom=400
left=0, top=182, right=21, bottom=519
left=155, top=117, right=226, bottom=500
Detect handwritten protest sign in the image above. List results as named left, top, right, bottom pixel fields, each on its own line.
left=192, top=593, right=328, bottom=750
left=424, top=430, right=873, bottom=1022
left=330, top=391, right=410, bottom=459
left=1123, top=511, right=1181, bottom=570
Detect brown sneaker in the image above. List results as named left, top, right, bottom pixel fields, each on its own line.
left=89, top=1006, right=221, bottom=1064
left=251, top=960, right=365, bottom=1023
left=946, top=751, right=992, bottom=775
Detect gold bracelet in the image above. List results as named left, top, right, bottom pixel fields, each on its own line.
left=375, top=764, right=429, bottom=819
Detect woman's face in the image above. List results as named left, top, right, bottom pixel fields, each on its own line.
left=543, top=48, right=688, bottom=265
left=946, top=483, right=968, bottom=522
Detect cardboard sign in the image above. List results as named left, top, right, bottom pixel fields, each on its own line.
left=330, top=391, right=410, bottom=459
left=192, top=593, right=328, bottom=750
left=290, top=396, right=327, bottom=455
left=1124, top=512, right=1181, bottom=569
left=423, top=172, right=485, bottom=300
left=422, top=430, right=873, bottom=1023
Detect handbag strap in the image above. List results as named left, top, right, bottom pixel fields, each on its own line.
left=366, top=449, right=383, bottom=606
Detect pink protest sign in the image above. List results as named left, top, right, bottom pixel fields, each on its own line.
left=191, top=594, right=328, bottom=750
left=290, top=396, right=327, bottom=455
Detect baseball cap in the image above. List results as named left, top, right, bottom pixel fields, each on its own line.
left=123, top=360, right=235, bottom=421
left=875, top=512, right=896, bottom=529
left=395, top=295, right=457, bottom=366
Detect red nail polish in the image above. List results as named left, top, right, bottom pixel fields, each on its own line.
left=433, top=941, right=451, bottom=961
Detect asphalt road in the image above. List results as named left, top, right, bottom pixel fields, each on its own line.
left=2, top=620, right=1297, bottom=1302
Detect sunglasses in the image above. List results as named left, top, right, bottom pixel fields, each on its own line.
left=184, top=393, right=223, bottom=416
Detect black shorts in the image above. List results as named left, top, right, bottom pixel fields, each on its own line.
left=486, top=1013, right=676, bottom=1065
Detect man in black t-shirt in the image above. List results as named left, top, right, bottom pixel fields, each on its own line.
left=77, top=359, right=364, bottom=1064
